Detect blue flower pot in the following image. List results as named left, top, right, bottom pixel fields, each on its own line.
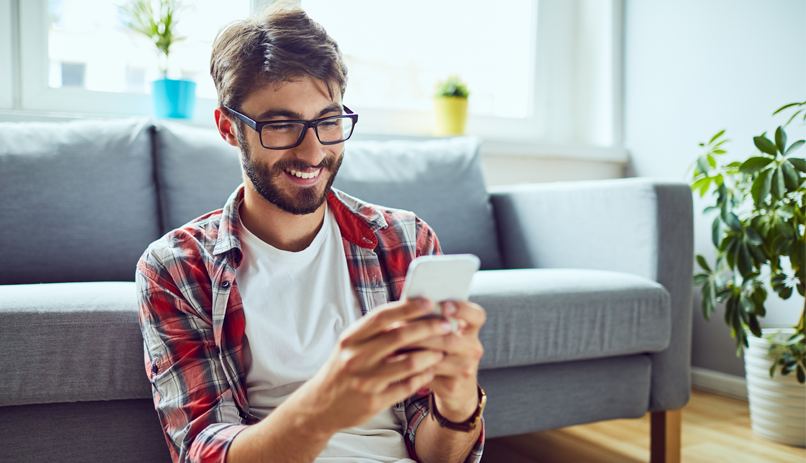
left=152, top=79, right=196, bottom=119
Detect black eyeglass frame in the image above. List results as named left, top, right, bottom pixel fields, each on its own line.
left=224, top=105, right=359, bottom=150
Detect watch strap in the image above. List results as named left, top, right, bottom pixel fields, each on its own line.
left=429, top=384, right=486, bottom=432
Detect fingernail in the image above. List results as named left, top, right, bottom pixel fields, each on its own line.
left=442, top=320, right=452, bottom=332
left=443, top=301, right=457, bottom=316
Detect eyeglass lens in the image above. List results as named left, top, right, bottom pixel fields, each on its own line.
left=261, top=116, right=354, bottom=148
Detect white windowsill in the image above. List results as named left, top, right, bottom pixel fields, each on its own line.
left=0, top=109, right=628, bottom=164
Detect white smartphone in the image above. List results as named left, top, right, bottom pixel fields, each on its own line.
left=400, top=254, right=481, bottom=329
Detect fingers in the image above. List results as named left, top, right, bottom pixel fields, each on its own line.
left=441, top=301, right=486, bottom=334
left=372, top=350, right=445, bottom=386
left=379, top=369, right=435, bottom=406
left=340, top=298, right=434, bottom=345
left=361, top=316, right=454, bottom=365
left=405, top=332, right=481, bottom=358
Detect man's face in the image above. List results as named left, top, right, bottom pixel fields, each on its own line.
left=234, top=75, right=344, bottom=215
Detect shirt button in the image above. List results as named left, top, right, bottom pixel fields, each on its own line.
left=151, top=364, right=159, bottom=375
left=221, top=280, right=231, bottom=288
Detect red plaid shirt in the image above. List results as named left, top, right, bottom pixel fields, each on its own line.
left=136, top=186, right=484, bottom=463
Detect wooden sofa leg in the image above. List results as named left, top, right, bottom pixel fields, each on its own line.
left=650, top=409, right=681, bottom=463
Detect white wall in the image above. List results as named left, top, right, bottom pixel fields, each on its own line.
left=624, top=0, right=806, bottom=376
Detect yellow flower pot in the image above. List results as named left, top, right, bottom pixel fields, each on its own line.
left=433, top=96, right=468, bottom=136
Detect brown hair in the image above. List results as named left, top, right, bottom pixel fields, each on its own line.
left=210, top=1, right=348, bottom=112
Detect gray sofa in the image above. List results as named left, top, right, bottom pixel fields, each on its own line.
left=0, top=118, right=693, bottom=462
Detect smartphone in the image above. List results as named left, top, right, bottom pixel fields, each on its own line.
left=400, top=254, right=481, bottom=330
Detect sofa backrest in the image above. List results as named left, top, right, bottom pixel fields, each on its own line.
left=0, top=118, right=161, bottom=284
left=154, top=123, right=503, bottom=269
left=333, top=137, right=503, bottom=270
left=0, top=118, right=503, bottom=284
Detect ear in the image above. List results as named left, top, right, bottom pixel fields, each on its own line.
left=215, top=108, right=240, bottom=148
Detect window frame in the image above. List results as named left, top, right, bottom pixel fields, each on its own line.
left=18, top=0, right=218, bottom=121
left=0, top=0, right=14, bottom=109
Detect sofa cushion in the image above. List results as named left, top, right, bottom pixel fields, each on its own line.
left=472, top=268, right=671, bottom=369
left=153, top=121, right=244, bottom=231
left=334, top=137, right=503, bottom=270
left=0, top=118, right=160, bottom=284
left=0, top=282, right=151, bottom=406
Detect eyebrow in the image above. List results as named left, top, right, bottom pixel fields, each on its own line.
left=254, top=102, right=343, bottom=121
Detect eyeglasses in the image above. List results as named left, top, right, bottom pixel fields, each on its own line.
left=224, top=105, right=359, bottom=150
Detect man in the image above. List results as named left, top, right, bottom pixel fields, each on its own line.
left=136, top=3, right=487, bottom=463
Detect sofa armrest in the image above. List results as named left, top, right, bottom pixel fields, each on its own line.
left=490, top=178, right=694, bottom=411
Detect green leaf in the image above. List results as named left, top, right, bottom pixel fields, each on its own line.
left=739, top=157, right=774, bottom=174
left=726, top=238, right=738, bottom=269
left=724, top=212, right=742, bottom=231
left=751, top=168, right=773, bottom=206
left=781, top=161, right=800, bottom=190
left=797, top=365, right=805, bottom=384
left=706, top=154, right=717, bottom=167
left=788, top=157, right=806, bottom=172
left=748, top=314, right=762, bottom=337
left=697, top=156, right=711, bottom=174
left=745, top=227, right=763, bottom=245
left=701, top=282, right=715, bottom=321
left=712, top=150, right=726, bottom=155
left=693, top=273, right=710, bottom=285
left=696, top=255, right=712, bottom=272
left=709, top=130, right=726, bottom=144
left=785, top=140, right=805, bottom=156
left=748, top=243, right=766, bottom=264
left=691, top=176, right=711, bottom=197
left=775, top=127, right=787, bottom=154
left=724, top=296, right=736, bottom=325
left=712, top=215, right=722, bottom=247
left=786, top=109, right=804, bottom=126
left=773, top=102, right=803, bottom=115
left=771, top=167, right=785, bottom=199
left=737, top=242, right=753, bottom=276
left=754, top=135, right=778, bottom=156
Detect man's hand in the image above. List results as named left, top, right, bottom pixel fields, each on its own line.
left=409, top=301, right=487, bottom=422
left=296, top=298, right=456, bottom=435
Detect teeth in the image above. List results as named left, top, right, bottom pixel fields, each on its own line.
left=286, top=168, right=321, bottom=179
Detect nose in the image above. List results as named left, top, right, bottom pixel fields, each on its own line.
left=294, top=126, right=326, bottom=165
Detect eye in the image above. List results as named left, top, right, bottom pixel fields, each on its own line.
left=265, top=123, right=295, bottom=132
left=319, top=120, right=340, bottom=129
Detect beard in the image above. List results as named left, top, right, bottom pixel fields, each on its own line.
left=237, top=128, right=343, bottom=215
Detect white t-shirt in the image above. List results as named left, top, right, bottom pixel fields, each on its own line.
left=236, top=203, right=415, bottom=463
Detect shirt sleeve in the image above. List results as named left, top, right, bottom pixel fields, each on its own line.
left=403, top=217, right=486, bottom=462
left=136, top=253, right=248, bottom=463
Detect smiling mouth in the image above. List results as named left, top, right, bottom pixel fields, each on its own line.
left=284, top=168, right=322, bottom=179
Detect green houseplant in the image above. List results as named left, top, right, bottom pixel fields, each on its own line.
left=689, top=101, right=806, bottom=384
left=120, top=0, right=196, bottom=119
left=433, top=75, right=470, bottom=136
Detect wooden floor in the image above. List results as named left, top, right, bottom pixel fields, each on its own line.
left=481, top=389, right=806, bottom=463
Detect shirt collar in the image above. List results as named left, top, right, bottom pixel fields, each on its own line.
left=213, top=185, right=386, bottom=258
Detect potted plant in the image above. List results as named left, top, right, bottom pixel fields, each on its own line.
left=433, top=75, right=470, bottom=136
left=690, top=101, right=806, bottom=446
left=121, top=0, right=195, bottom=119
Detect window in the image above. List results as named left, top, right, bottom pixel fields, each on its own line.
left=302, top=0, right=621, bottom=145
left=304, top=0, right=535, bottom=120
left=19, top=0, right=251, bottom=118
left=0, top=0, right=13, bottom=109
left=10, top=0, right=622, bottom=149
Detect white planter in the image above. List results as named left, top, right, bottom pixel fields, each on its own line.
left=744, top=328, right=806, bottom=447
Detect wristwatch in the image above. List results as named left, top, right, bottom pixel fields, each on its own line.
left=429, top=384, right=487, bottom=432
